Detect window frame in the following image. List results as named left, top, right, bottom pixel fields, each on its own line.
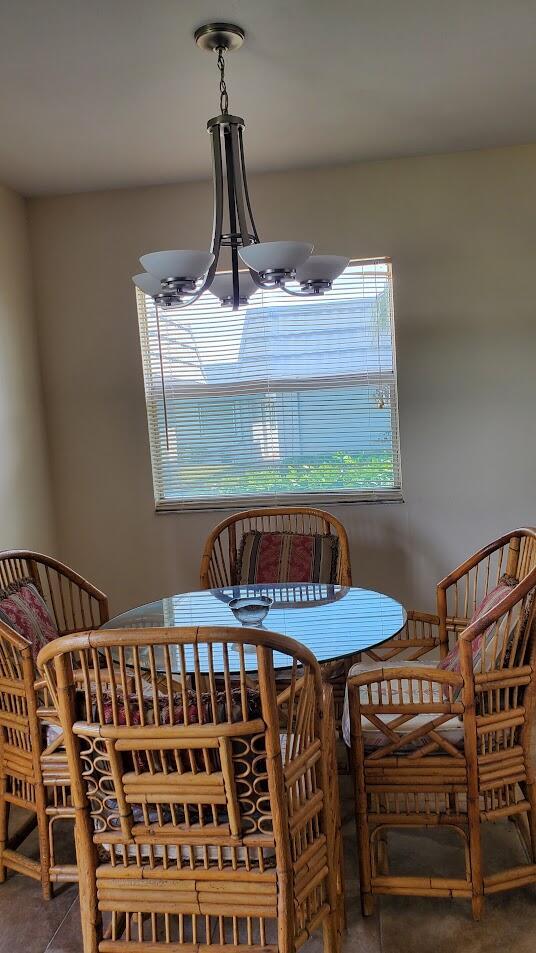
left=137, top=256, right=404, bottom=513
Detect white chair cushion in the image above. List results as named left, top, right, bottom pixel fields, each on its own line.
left=341, top=656, right=464, bottom=750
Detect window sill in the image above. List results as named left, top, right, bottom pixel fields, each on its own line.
left=155, top=489, right=404, bottom=513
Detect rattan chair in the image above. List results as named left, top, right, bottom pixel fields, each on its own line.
left=200, top=508, right=352, bottom=734
left=0, top=550, right=108, bottom=897
left=348, top=556, right=536, bottom=920
left=199, top=507, right=352, bottom=589
left=38, top=624, right=343, bottom=953
left=360, top=528, right=536, bottom=665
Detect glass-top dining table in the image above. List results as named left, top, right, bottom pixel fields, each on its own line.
left=102, top=582, right=406, bottom=674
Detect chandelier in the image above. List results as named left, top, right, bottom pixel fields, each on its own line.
left=132, top=22, right=348, bottom=311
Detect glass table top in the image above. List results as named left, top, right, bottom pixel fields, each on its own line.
left=103, top=583, right=406, bottom=674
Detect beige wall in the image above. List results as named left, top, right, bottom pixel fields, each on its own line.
left=0, top=185, right=55, bottom=553
left=27, top=144, right=536, bottom=615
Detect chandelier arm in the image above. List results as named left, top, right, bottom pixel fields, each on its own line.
left=278, top=284, right=326, bottom=298
left=157, top=128, right=224, bottom=309
left=223, top=128, right=240, bottom=310
left=242, top=270, right=302, bottom=292
left=161, top=288, right=206, bottom=310
left=160, top=124, right=223, bottom=309
left=238, top=127, right=259, bottom=243
left=247, top=270, right=274, bottom=290
left=205, top=123, right=225, bottom=292
left=229, top=123, right=252, bottom=251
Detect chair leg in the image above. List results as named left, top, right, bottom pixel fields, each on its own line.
left=467, top=801, right=484, bottom=921
left=323, top=909, right=341, bottom=953
left=75, top=817, right=101, bottom=953
left=35, top=784, right=52, bottom=900
left=0, top=788, right=10, bottom=884
left=361, top=891, right=375, bottom=917
left=471, top=894, right=484, bottom=921
left=356, top=811, right=374, bottom=916
left=525, top=779, right=536, bottom=862
left=336, top=824, right=347, bottom=932
left=352, top=732, right=375, bottom=916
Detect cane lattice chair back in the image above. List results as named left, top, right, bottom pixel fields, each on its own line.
left=200, top=508, right=352, bottom=589
left=200, top=509, right=352, bottom=735
left=39, top=625, right=343, bottom=953
left=362, top=528, right=536, bottom=664
left=0, top=551, right=108, bottom=897
left=348, top=561, right=536, bottom=919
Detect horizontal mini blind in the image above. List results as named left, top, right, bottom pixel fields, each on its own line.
left=136, top=258, right=402, bottom=510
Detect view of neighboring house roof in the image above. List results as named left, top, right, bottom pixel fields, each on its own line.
left=153, top=290, right=393, bottom=387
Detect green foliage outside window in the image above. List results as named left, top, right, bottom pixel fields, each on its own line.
left=177, top=451, right=394, bottom=498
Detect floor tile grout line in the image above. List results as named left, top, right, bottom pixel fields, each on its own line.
left=43, top=893, right=79, bottom=953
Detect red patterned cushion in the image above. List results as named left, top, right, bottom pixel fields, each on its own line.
left=238, top=531, right=338, bottom=585
left=438, top=574, right=518, bottom=684
left=101, top=687, right=261, bottom=729
left=0, top=578, right=58, bottom=661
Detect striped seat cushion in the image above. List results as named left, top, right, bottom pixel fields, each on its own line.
left=341, top=656, right=464, bottom=750
left=238, top=530, right=339, bottom=585
left=0, top=577, right=58, bottom=660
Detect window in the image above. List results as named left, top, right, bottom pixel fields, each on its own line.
left=136, top=258, right=402, bottom=510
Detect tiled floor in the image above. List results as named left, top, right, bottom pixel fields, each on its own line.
left=2, top=789, right=536, bottom=953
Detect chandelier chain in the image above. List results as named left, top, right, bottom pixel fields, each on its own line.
left=217, top=47, right=229, bottom=114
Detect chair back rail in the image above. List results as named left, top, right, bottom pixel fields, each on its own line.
left=437, top=528, right=536, bottom=652
left=0, top=550, right=108, bottom=634
left=200, top=507, right=352, bottom=590
left=38, top=625, right=342, bottom=953
left=364, top=528, right=536, bottom=665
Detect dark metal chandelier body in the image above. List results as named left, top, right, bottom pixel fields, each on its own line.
left=203, top=46, right=260, bottom=309
left=133, top=23, right=348, bottom=311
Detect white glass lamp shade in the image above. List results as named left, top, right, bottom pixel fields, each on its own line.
left=207, top=272, right=259, bottom=303
left=132, top=273, right=164, bottom=296
left=239, top=241, right=313, bottom=275
left=140, top=250, right=215, bottom=281
left=295, top=255, right=349, bottom=284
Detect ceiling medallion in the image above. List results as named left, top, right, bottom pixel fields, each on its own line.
left=133, top=22, right=348, bottom=311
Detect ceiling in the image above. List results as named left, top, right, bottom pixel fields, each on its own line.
left=2, top=0, right=536, bottom=196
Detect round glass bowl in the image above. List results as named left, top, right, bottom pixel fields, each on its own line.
left=229, top=595, right=273, bottom=626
